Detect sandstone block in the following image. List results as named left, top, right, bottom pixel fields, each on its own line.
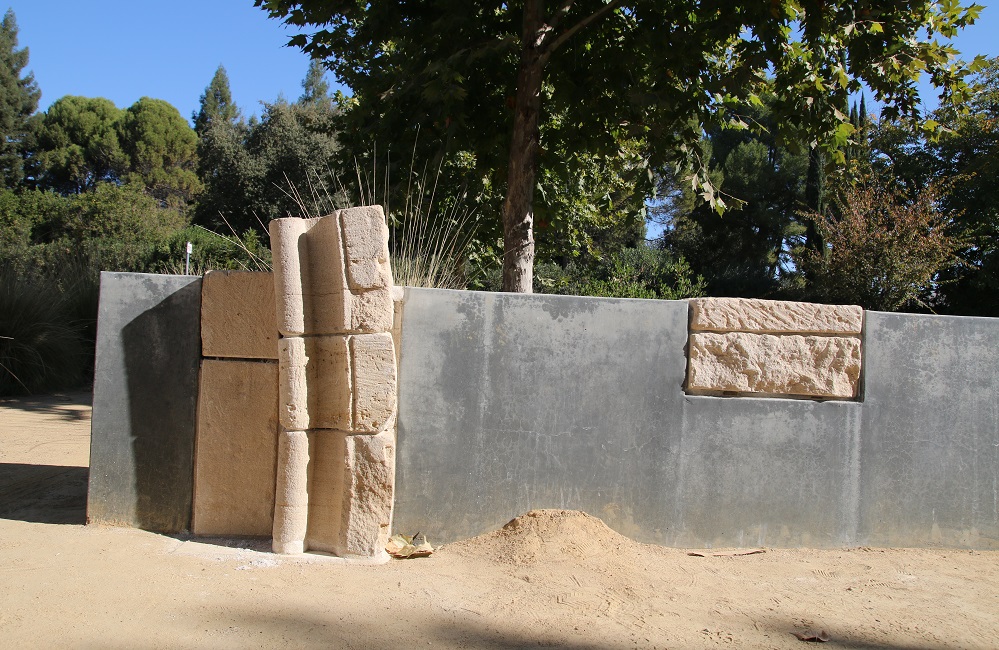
left=337, top=430, right=395, bottom=557
left=278, top=338, right=309, bottom=430
left=306, top=335, right=352, bottom=430
left=349, top=288, right=394, bottom=333
left=306, top=290, right=350, bottom=335
left=192, top=359, right=278, bottom=536
left=351, top=333, right=397, bottom=432
left=687, top=332, right=861, bottom=398
left=305, top=431, right=346, bottom=553
left=304, top=212, right=347, bottom=295
left=690, top=297, right=863, bottom=335
left=340, top=206, right=392, bottom=290
left=272, top=504, right=308, bottom=552
left=201, top=271, right=278, bottom=360
left=275, top=429, right=310, bottom=507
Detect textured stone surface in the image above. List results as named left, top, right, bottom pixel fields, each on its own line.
left=305, top=431, right=346, bottom=553
left=201, top=270, right=277, bottom=359
left=269, top=217, right=315, bottom=335
left=338, top=430, right=395, bottom=557
left=351, top=333, right=397, bottom=432
left=306, top=335, right=352, bottom=430
left=340, top=206, right=392, bottom=290
left=349, top=287, right=394, bottom=333
left=192, top=359, right=278, bottom=536
left=690, top=297, right=863, bottom=335
left=278, top=337, right=309, bottom=430
left=272, top=429, right=310, bottom=554
left=687, top=332, right=861, bottom=398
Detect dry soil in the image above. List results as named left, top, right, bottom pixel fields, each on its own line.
left=1, top=392, right=997, bottom=649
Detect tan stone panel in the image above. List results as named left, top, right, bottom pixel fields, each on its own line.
left=687, top=332, right=861, bottom=399
left=192, top=359, right=278, bottom=536
left=306, top=290, right=350, bottom=335
left=306, top=335, right=352, bottom=430
left=305, top=430, right=346, bottom=553
left=350, top=333, right=397, bottom=433
left=690, top=297, right=864, bottom=335
left=201, top=271, right=278, bottom=360
left=337, top=430, right=395, bottom=557
left=340, top=206, right=392, bottom=290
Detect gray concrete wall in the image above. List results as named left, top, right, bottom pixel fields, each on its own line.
left=394, top=288, right=999, bottom=549
left=88, top=272, right=202, bottom=532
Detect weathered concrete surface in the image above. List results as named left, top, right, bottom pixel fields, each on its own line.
left=192, top=359, right=278, bottom=536
left=394, top=288, right=999, bottom=549
left=687, top=332, right=861, bottom=398
left=200, top=271, right=277, bottom=360
left=88, top=273, right=201, bottom=532
left=859, top=312, right=999, bottom=548
left=690, top=297, right=863, bottom=334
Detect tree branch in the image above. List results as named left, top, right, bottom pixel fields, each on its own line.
left=540, top=0, right=624, bottom=64
left=548, top=0, right=576, bottom=32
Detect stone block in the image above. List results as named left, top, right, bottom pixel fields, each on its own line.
left=306, top=290, right=350, bottom=335
left=337, top=430, right=395, bottom=557
left=351, top=333, right=397, bottom=432
left=269, top=217, right=316, bottom=335
left=201, top=271, right=277, bottom=360
left=305, top=431, right=346, bottom=553
left=306, top=335, right=352, bottom=430
left=303, top=213, right=347, bottom=295
left=690, top=297, right=863, bottom=335
left=278, top=337, right=310, bottom=430
left=272, top=504, right=308, bottom=553
left=340, top=206, right=392, bottom=290
left=687, top=332, right=861, bottom=398
left=349, top=288, right=394, bottom=333
left=192, top=359, right=278, bottom=536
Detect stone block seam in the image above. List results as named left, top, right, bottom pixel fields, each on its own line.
left=269, top=206, right=397, bottom=557
left=686, top=297, right=864, bottom=400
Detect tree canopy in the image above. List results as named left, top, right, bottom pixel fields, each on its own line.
left=0, top=9, right=39, bottom=188
left=257, top=0, right=985, bottom=292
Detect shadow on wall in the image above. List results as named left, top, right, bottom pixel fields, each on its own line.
left=120, top=282, right=201, bottom=532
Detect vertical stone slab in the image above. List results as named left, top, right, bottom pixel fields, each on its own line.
left=192, top=359, right=278, bottom=536
left=269, top=217, right=317, bottom=336
left=350, top=333, right=397, bottom=433
left=88, top=272, right=201, bottom=532
left=306, top=335, right=352, bottom=430
left=339, top=206, right=392, bottom=290
left=338, top=431, right=395, bottom=557
left=201, top=270, right=278, bottom=359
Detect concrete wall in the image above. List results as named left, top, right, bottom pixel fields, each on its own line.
left=88, top=273, right=202, bottom=532
left=393, top=288, right=999, bottom=549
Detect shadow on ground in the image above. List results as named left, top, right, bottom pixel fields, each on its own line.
left=0, top=390, right=92, bottom=420
left=0, top=463, right=88, bottom=524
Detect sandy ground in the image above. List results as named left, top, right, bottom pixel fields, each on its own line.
left=1, top=393, right=998, bottom=649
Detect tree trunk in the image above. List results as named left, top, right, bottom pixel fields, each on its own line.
left=501, top=1, right=545, bottom=293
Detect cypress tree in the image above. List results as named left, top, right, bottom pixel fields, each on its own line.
left=193, top=65, right=240, bottom=135
left=0, top=9, right=40, bottom=187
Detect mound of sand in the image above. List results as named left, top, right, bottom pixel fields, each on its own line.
left=444, top=509, right=637, bottom=565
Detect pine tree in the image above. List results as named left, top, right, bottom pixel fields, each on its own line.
left=299, top=60, right=330, bottom=107
left=193, top=65, right=240, bottom=135
left=0, top=9, right=40, bottom=188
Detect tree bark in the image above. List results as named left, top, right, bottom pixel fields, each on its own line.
left=501, top=0, right=546, bottom=293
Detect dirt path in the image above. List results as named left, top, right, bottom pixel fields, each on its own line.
left=1, top=393, right=997, bottom=649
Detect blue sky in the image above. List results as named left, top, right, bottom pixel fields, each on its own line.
left=6, top=2, right=999, bottom=126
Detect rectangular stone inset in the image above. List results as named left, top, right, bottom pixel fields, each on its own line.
left=193, top=359, right=278, bottom=536
left=306, top=335, right=352, bottom=429
left=350, top=333, right=397, bottom=432
left=340, top=206, right=392, bottom=290
left=305, top=430, right=346, bottom=553
left=690, top=297, right=863, bottom=335
left=201, top=270, right=277, bottom=360
left=687, top=332, right=861, bottom=398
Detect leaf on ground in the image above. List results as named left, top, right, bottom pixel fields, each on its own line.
left=386, top=532, right=434, bottom=559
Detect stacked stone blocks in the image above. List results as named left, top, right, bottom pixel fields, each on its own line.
left=193, top=270, right=279, bottom=537
left=686, top=297, right=863, bottom=399
left=270, top=206, right=397, bottom=557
